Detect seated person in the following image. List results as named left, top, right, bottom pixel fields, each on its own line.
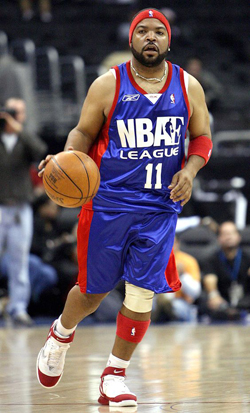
left=152, top=235, right=201, bottom=322
left=199, top=221, right=250, bottom=321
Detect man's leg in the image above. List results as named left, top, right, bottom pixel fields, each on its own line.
left=98, top=283, right=153, bottom=407
left=111, top=305, right=151, bottom=360
left=36, top=285, right=108, bottom=388
left=60, top=285, right=108, bottom=327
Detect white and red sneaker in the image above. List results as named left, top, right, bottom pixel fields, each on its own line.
left=36, top=320, right=75, bottom=388
left=98, top=367, right=137, bottom=407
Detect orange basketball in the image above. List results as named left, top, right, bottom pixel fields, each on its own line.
left=43, top=151, right=100, bottom=208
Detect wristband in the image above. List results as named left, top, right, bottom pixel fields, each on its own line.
left=187, top=135, right=213, bottom=165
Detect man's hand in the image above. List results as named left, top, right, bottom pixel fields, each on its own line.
left=38, top=155, right=53, bottom=177
left=168, top=168, right=194, bottom=206
left=38, top=146, right=74, bottom=177
left=0, top=111, right=23, bottom=133
left=208, top=292, right=228, bottom=310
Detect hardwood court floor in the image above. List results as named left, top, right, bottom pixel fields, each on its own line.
left=1, top=323, right=250, bottom=413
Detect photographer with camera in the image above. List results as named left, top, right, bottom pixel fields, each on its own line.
left=0, top=97, right=47, bottom=326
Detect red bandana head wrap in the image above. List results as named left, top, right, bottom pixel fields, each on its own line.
left=129, top=9, right=171, bottom=47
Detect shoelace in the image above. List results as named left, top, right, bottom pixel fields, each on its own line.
left=46, top=341, right=69, bottom=368
left=103, top=375, right=130, bottom=392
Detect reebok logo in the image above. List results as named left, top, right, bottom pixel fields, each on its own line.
left=122, top=94, right=140, bottom=102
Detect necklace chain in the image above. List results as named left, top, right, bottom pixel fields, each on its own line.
left=130, top=61, right=167, bottom=83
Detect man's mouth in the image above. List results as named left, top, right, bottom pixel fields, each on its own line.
left=144, top=43, right=158, bottom=52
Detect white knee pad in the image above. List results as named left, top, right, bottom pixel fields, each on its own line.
left=123, top=282, right=154, bottom=313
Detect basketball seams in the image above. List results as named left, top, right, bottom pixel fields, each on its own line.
left=43, top=174, right=94, bottom=207
left=44, top=156, right=85, bottom=207
left=90, top=163, right=101, bottom=200
left=71, top=152, right=90, bottom=200
left=43, top=174, right=88, bottom=205
left=43, top=175, right=80, bottom=200
left=43, top=151, right=100, bottom=208
left=51, top=157, right=86, bottom=198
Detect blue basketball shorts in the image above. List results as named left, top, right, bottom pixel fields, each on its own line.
left=77, top=209, right=181, bottom=294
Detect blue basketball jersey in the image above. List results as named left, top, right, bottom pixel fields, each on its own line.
left=87, top=61, right=190, bottom=213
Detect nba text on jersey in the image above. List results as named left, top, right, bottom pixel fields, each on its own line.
left=117, top=116, right=184, bottom=160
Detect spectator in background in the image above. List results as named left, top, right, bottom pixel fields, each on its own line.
left=0, top=38, right=39, bottom=136
left=0, top=252, right=58, bottom=309
left=199, top=221, right=250, bottom=321
left=0, top=54, right=24, bottom=103
left=0, top=98, right=47, bottom=326
left=152, top=235, right=201, bottom=322
left=185, top=57, right=223, bottom=112
left=185, top=57, right=223, bottom=133
left=160, top=8, right=181, bottom=40
left=31, top=193, right=63, bottom=261
left=19, top=0, right=52, bottom=22
left=31, top=193, right=79, bottom=305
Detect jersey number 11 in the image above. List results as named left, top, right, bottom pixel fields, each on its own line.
left=144, top=163, right=162, bottom=189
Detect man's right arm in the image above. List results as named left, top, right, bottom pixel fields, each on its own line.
left=64, top=71, right=116, bottom=153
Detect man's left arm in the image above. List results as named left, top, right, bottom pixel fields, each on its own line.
left=169, top=74, right=212, bottom=206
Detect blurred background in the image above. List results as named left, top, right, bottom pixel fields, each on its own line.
left=1, top=0, right=249, bottom=138
left=0, top=0, right=250, bottom=322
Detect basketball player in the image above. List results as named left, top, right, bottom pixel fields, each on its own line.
left=36, top=8, right=212, bottom=407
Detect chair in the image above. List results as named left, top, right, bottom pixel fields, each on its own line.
left=35, top=46, right=61, bottom=93
left=213, top=130, right=250, bottom=157
left=178, top=225, right=218, bottom=271
left=35, top=46, right=63, bottom=135
left=10, top=38, right=35, bottom=65
left=59, top=55, right=86, bottom=105
left=59, top=55, right=86, bottom=128
left=192, top=177, right=248, bottom=230
left=240, top=226, right=250, bottom=256
left=0, top=31, right=8, bottom=56
left=10, top=38, right=36, bottom=87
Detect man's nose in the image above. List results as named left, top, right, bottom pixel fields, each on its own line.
left=146, top=31, right=156, bottom=41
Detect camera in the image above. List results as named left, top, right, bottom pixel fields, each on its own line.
left=0, top=107, right=18, bottom=129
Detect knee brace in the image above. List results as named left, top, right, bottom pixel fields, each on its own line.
left=123, top=282, right=154, bottom=313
